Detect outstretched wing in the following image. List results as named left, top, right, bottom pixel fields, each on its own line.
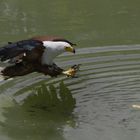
left=0, top=39, right=43, bottom=63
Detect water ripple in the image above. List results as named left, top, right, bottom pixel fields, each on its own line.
left=1, top=44, right=140, bottom=133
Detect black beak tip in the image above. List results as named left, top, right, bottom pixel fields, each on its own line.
left=73, top=49, right=76, bottom=54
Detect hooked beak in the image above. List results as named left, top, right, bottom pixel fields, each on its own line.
left=65, top=46, right=76, bottom=54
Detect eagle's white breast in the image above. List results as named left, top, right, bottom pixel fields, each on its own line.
left=41, top=41, right=69, bottom=65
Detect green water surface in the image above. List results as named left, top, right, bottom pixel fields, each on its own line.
left=0, top=0, right=140, bottom=140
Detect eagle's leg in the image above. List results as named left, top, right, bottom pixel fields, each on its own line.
left=62, top=64, right=80, bottom=78
left=1, top=62, right=35, bottom=79
left=35, top=63, right=63, bottom=77
left=1, top=62, right=80, bottom=79
left=35, top=63, right=80, bottom=78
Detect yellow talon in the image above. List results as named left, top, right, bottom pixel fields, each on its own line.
left=63, top=68, right=76, bottom=77
left=62, top=64, right=80, bottom=77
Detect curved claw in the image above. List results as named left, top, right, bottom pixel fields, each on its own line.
left=62, top=64, right=81, bottom=78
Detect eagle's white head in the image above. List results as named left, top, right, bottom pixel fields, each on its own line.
left=42, top=41, right=76, bottom=65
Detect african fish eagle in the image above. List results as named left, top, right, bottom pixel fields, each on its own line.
left=0, top=36, right=78, bottom=79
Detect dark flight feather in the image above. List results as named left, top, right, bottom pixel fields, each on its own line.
left=0, top=39, right=43, bottom=62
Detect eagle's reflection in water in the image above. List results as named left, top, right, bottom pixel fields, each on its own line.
left=0, top=82, right=76, bottom=140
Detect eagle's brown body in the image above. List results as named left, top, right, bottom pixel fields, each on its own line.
left=0, top=36, right=75, bottom=79
left=2, top=61, right=63, bottom=78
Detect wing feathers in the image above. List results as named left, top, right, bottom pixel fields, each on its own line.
left=0, top=39, right=43, bottom=62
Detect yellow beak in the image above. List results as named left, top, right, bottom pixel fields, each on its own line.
left=65, top=46, right=75, bottom=53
